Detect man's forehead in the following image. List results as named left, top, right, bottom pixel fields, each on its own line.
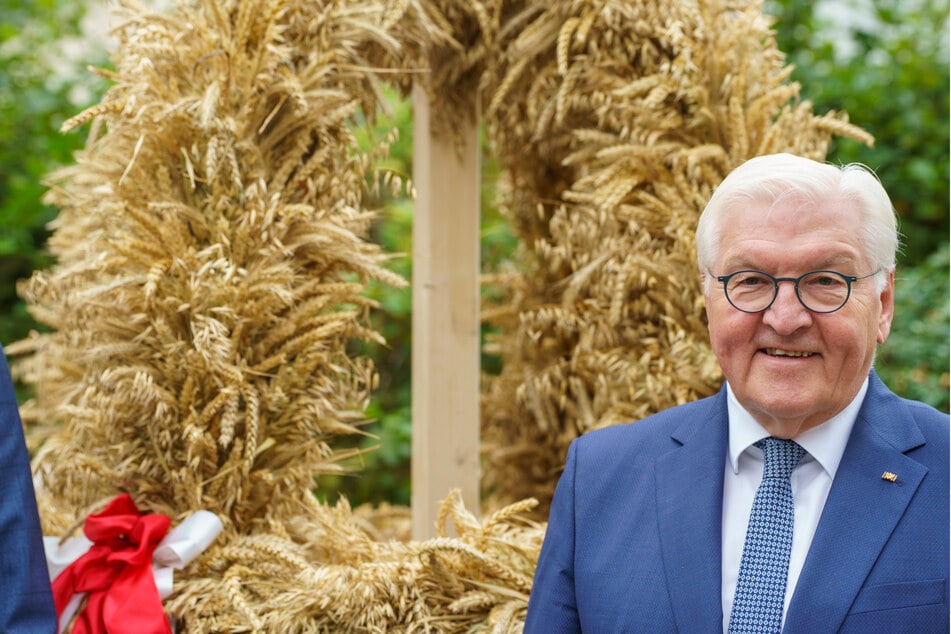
left=719, top=250, right=860, bottom=272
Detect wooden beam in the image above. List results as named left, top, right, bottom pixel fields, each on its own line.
left=411, top=83, right=481, bottom=539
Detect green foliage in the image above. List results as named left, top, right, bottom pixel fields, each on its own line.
left=325, top=196, right=415, bottom=507
left=317, top=92, right=416, bottom=506
left=878, top=244, right=950, bottom=410
left=0, top=0, right=108, bottom=344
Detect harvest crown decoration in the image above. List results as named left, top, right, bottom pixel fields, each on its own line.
left=13, top=0, right=869, bottom=630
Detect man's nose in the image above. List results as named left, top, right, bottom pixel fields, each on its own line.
left=762, top=281, right=813, bottom=333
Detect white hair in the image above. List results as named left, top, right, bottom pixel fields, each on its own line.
left=696, top=153, right=899, bottom=290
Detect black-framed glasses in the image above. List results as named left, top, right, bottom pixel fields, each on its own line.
left=714, top=269, right=881, bottom=314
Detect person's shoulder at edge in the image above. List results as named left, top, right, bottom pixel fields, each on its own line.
left=899, top=394, right=950, bottom=423
left=569, top=390, right=723, bottom=456
left=871, top=371, right=949, bottom=438
left=898, top=394, right=950, bottom=451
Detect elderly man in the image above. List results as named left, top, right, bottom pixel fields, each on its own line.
left=1, top=347, right=57, bottom=631
left=524, top=153, right=949, bottom=633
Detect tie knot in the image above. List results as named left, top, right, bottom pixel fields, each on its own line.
left=756, top=437, right=806, bottom=479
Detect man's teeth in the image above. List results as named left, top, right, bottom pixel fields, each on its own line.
left=765, top=348, right=813, bottom=357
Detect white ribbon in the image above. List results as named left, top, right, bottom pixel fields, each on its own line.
left=44, top=510, right=224, bottom=632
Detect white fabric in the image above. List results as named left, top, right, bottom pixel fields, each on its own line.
left=721, top=377, right=868, bottom=633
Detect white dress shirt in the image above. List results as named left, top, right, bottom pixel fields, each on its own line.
left=721, top=377, right=869, bottom=632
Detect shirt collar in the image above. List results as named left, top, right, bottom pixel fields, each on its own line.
left=726, top=376, right=869, bottom=478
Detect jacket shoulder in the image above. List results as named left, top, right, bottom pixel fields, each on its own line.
left=572, top=392, right=723, bottom=457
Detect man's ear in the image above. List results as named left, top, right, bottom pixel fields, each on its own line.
left=877, top=269, right=896, bottom=344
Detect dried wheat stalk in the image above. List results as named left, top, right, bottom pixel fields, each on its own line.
left=10, top=0, right=870, bottom=630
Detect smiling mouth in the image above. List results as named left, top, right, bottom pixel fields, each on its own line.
left=763, top=348, right=815, bottom=358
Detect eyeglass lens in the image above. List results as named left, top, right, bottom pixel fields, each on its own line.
left=724, top=271, right=850, bottom=313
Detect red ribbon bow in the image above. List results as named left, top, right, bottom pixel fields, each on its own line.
left=51, top=494, right=172, bottom=634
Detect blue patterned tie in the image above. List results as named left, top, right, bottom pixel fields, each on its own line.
left=728, top=437, right=807, bottom=633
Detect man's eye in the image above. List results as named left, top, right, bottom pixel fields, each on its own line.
left=735, top=274, right=769, bottom=287
left=807, top=273, right=845, bottom=288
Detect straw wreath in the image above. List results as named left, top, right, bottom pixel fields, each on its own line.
left=10, top=0, right=869, bottom=630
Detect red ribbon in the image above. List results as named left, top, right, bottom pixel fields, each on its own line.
left=51, top=494, right=172, bottom=634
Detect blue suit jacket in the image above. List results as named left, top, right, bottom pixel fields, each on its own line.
left=0, top=347, right=57, bottom=632
left=525, top=371, right=949, bottom=632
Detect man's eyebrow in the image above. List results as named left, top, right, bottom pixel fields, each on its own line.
left=807, top=254, right=861, bottom=269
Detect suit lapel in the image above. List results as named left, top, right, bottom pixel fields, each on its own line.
left=655, top=390, right=729, bottom=630
left=783, top=374, right=927, bottom=633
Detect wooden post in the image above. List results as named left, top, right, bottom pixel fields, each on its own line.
left=411, top=83, right=481, bottom=539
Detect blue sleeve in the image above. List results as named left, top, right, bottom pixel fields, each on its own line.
left=524, top=440, right=581, bottom=633
left=0, top=347, right=57, bottom=632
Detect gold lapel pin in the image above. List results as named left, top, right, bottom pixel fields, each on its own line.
left=881, top=471, right=898, bottom=482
